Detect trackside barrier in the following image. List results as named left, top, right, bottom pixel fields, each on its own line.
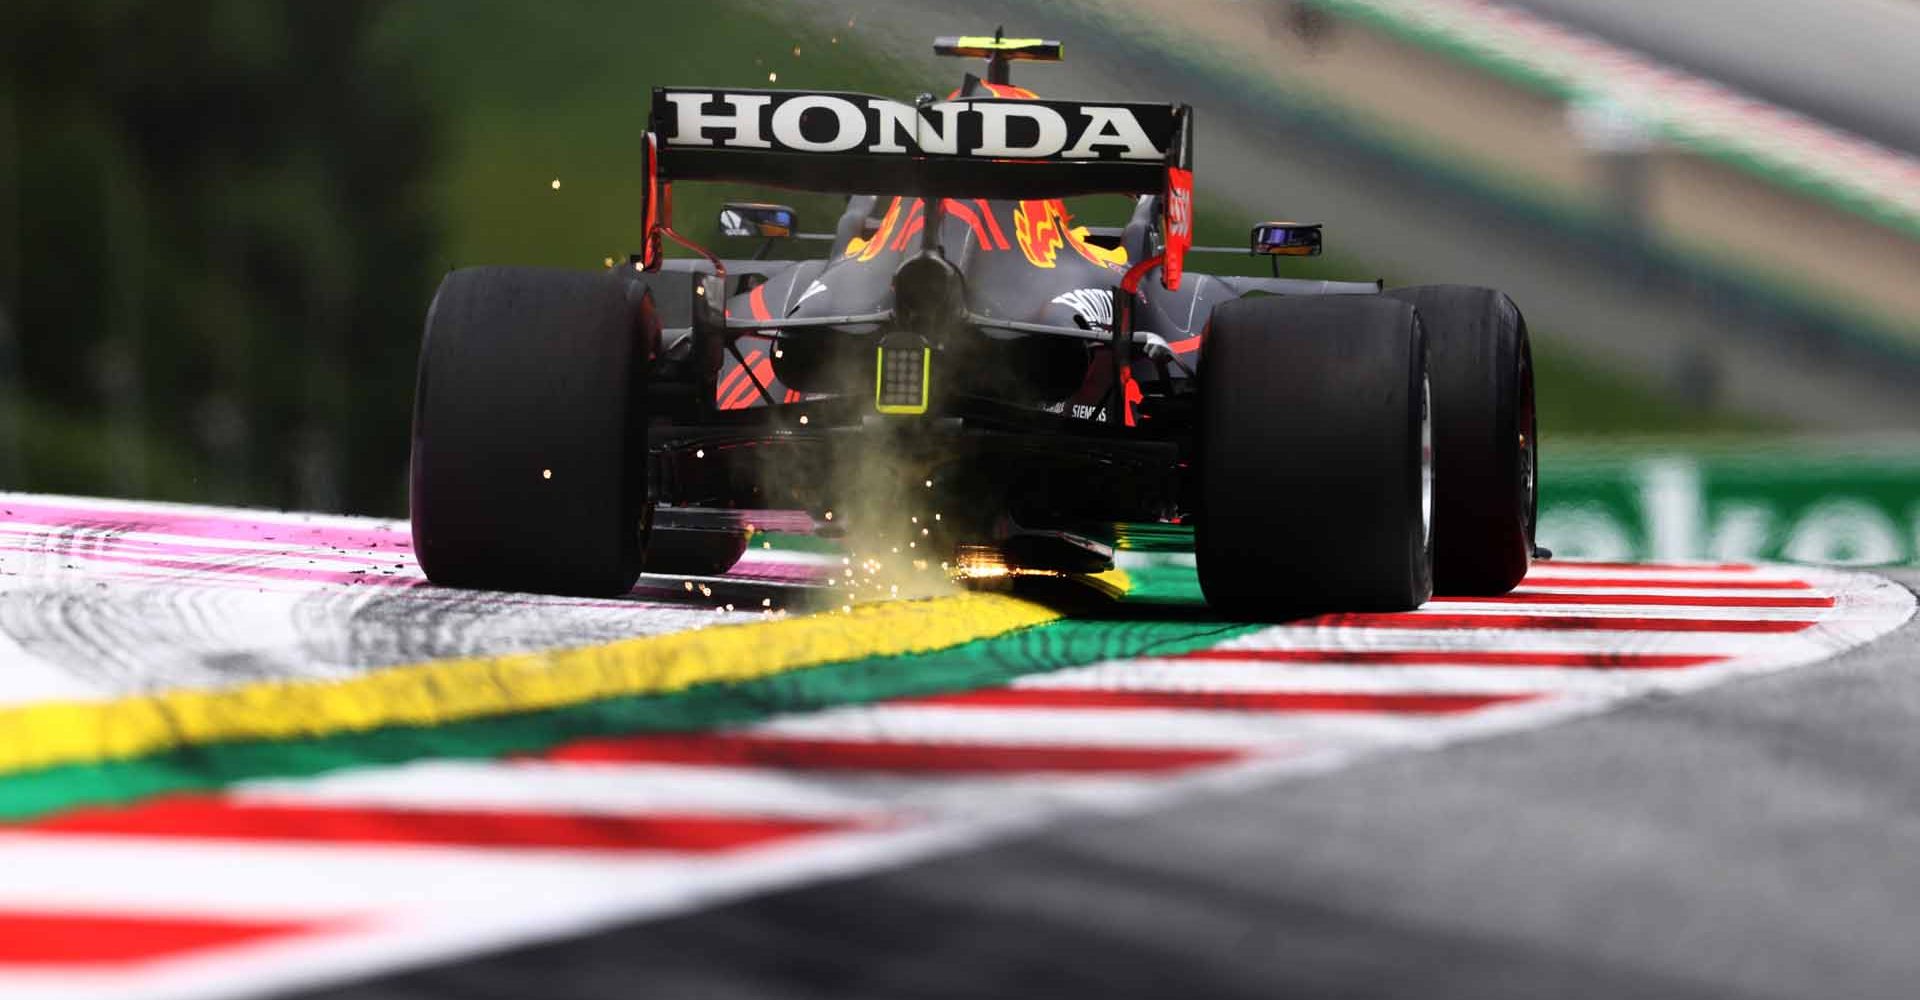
left=1539, top=443, right=1920, bottom=565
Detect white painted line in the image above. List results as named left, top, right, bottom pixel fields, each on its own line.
left=0, top=832, right=697, bottom=916
left=233, top=760, right=895, bottom=821
left=1202, top=629, right=1815, bottom=656
left=1410, top=602, right=1826, bottom=620
left=236, top=759, right=1181, bottom=828
left=1014, top=659, right=1683, bottom=696
left=747, top=703, right=1464, bottom=750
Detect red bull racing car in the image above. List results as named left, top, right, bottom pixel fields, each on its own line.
left=409, top=34, right=1538, bottom=618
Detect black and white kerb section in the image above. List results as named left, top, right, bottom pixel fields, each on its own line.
left=655, top=90, right=1175, bottom=162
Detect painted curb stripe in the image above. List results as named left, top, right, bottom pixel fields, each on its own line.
left=1431, top=591, right=1835, bottom=609
left=745, top=703, right=1443, bottom=749
left=232, top=760, right=888, bottom=820
left=0, top=541, right=422, bottom=590
left=1170, top=649, right=1728, bottom=669
left=1531, top=561, right=1752, bottom=572
left=0, top=592, right=1060, bottom=779
left=1300, top=612, right=1816, bottom=633
left=541, top=733, right=1247, bottom=774
left=0, top=910, right=337, bottom=967
left=894, top=689, right=1537, bottom=714
left=0, top=498, right=408, bottom=553
left=1521, top=576, right=1814, bottom=590
left=1012, top=661, right=1651, bottom=697
left=0, top=506, right=828, bottom=593
left=24, top=797, right=863, bottom=853
left=0, top=618, right=1258, bottom=822
left=0, top=550, right=1908, bottom=995
left=0, top=530, right=376, bottom=564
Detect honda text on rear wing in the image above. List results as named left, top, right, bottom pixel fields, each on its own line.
left=638, top=88, right=1196, bottom=290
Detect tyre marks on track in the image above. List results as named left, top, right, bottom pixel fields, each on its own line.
left=0, top=498, right=1910, bottom=999
left=0, top=494, right=823, bottom=703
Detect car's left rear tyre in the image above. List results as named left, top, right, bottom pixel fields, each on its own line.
left=410, top=266, right=653, bottom=596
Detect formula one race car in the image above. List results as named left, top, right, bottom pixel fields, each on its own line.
left=409, top=34, right=1537, bottom=617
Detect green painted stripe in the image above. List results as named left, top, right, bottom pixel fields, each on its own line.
left=1116, top=556, right=1209, bottom=605
left=0, top=616, right=1259, bottom=822
left=0, top=592, right=1057, bottom=777
left=750, top=529, right=843, bottom=554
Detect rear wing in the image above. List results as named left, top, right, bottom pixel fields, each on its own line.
left=932, top=35, right=1063, bottom=63
left=640, top=88, right=1196, bottom=288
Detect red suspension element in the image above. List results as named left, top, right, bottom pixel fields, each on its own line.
left=642, top=168, right=726, bottom=283
left=1120, top=253, right=1164, bottom=295
left=639, top=134, right=663, bottom=270
left=659, top=227, right=725, bottom=283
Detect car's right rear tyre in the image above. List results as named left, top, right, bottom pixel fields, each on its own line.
left=410, top=266, right=654, bottom=596
left=1195, top=295, right=1433, bottom=619
left=1384, top=284, right=1535, bottom=596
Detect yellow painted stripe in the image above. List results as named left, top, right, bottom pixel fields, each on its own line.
left=0, top=593, right=1059, bottom=778
left=952, top=36, right=1050, bottom=50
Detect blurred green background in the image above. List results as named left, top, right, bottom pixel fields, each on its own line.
left=0, top=0, right=1911, bottom=563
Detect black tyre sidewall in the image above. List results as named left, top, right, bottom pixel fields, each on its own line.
left=1385, top=285, right=1534, bottom=595
left=1195, top=295, right=1434, bottom=618
left=410, top=267, right=653, bottom=596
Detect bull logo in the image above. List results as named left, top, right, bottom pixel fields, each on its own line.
left=845, top=197, right=905, bottom=261
left=1015, top=200, right=1066, bottom=269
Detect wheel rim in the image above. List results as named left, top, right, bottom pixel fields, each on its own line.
left=1517, top=350, right=1536, bottom=543
left=1420, top=371, right=1434, bottom=555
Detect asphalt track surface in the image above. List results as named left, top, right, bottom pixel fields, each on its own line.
left=0, top=493, right=1911, bottom=1000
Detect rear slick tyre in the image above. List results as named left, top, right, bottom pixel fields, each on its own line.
left=410, top=266, right=654, bottom=596
left=1385, top=285, right=1535, bottom=595
left=1195, top=295, right=1433, bottom=620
